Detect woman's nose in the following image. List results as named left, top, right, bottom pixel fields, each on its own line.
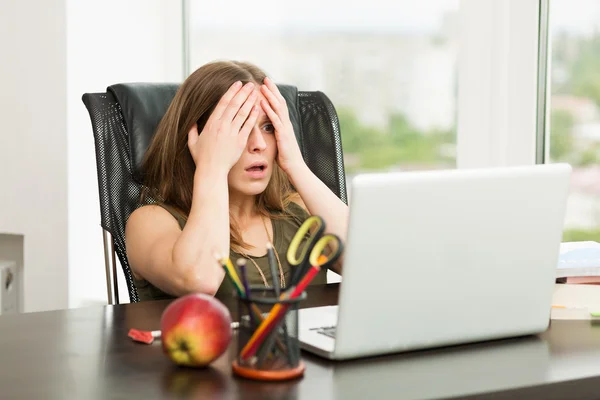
left=248, top=126, right=267, bottom=152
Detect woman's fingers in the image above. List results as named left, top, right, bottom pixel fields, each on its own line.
left=261, top=81, right=290, bottom=124
left=219, top=82, right=255, bottom=123
left=260, top=99, right=285, bottom=132
left=207, top=81, right=243, bottom=123
left=238, top=105, right=260, bottom=144
left=260, top=84, right=282, bottom=112
left=231, top=91, right=258, bottom=133
left=263, top=77, right=286, bottom=104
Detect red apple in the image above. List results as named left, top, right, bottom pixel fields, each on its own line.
left=160, top=293, right=232, bottom=367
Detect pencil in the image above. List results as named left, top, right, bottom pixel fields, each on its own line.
left=214, top=254, right=242, bottom=296
left=215, top=253, right=244, bottom=294
left=224, top=257, right=244, bottom=292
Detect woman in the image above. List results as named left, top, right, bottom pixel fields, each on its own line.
left=125, top=60, right=349, bottom=302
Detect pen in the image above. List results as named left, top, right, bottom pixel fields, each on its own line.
left=552, top=305, right=588, bottom=309
left=266, top=242, right=280, bottom=294
left=128, top=323, right=240, bottom=344
left=237, top=258, right=251, bottom=299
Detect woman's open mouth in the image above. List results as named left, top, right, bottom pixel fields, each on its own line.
left=245, top=162, right=267, bottom=179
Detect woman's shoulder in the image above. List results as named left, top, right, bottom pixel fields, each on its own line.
left=285, top=193, right=310, bottom=221
left=127, top=202, right=187, bottom=231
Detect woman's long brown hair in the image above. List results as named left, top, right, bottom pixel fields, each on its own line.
left=140, top=60, right=297, bottom=252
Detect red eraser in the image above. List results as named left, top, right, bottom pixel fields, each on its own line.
left=128, top=328, right=155, bottom=344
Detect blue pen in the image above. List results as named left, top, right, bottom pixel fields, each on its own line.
left=237, top=257, right=261, bottom=329
left=237, top=258, right=251, bottom=299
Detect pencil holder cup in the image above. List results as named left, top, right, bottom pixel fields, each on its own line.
left=231, top=287, right=307, bottom=381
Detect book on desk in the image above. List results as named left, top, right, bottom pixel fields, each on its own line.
left=556, top=241, right=600, bottom=284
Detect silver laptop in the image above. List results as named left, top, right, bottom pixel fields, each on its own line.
left=298, top=163, right=572, bottom=360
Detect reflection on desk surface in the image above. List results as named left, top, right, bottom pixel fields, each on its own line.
left=300, top=335, right=550, bottom=400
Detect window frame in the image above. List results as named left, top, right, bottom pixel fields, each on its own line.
left=456, top=0, right=544, bottom=169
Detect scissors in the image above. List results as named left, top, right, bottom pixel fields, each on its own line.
left=287, top=215, right=343, bottom=286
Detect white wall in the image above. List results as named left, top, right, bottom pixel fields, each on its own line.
left=0, top=0, right=68, bottom=313
left=0, top=0, right=182, bottom=313
left=67, top=0, right=183, bottom=308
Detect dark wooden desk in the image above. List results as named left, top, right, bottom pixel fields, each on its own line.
left=2, top=283, right=600, bottom=400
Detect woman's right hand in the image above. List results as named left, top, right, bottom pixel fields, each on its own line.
left=187, top=81, right=259, bottom=174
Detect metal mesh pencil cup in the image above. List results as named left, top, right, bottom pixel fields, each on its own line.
left=231, top=286, right=307, bottom=381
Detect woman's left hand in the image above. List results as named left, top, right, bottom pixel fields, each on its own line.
left=260, top=77, right=306, bottom=175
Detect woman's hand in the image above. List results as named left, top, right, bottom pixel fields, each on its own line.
left=260, top=77, right=306, bottom=176
left=188, top=81, right=259, bottom=174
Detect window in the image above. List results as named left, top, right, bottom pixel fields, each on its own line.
left=187, top=0, right=460, bottom=176
left=547, top=0, right=600, bottom=241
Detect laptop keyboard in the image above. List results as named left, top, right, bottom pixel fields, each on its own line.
left=311, top=326, right=337, bottom=339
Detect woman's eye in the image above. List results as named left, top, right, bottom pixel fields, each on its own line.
left=263, top=124, right=275, bottom=133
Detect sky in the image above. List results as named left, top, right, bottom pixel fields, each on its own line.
left=190, top=0, right=600, bottom=37
left=190, top=0, right=459, bottom=33
left=551, top=0, right=600, bottom=35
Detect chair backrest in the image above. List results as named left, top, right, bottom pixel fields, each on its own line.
left=82, top=82, right=347, bottom=303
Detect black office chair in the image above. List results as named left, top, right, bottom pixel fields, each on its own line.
left=82, top=83, right=347, bottom=304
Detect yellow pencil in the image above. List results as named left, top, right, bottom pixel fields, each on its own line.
left=216, top=254, right=244, bottom=294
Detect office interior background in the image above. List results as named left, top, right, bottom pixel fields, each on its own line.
left=0, top=0, right=598, bottom=313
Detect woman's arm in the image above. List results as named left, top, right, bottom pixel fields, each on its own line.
left=126, top=168, right=230, bottom=297
left=288, top=166, right=349, bottom=274
left=259, top=78, right=349, bottom=274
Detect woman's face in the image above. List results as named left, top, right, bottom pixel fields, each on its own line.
left=227, top=88, right=278, bottom=197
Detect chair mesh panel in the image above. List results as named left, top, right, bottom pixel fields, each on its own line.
left=82, top=91, right=145, bottom=303
left=298, top=91, right=348, bottom=205
left=82, top=88, right=347, bottom=303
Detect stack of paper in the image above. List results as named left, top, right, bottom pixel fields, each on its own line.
left=556, top=241, right=600, bottom=279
